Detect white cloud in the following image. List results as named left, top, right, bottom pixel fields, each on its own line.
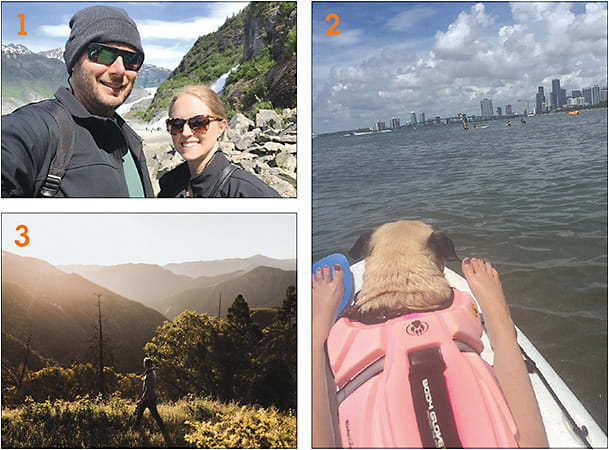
left=314, top=2, right=607, bottom=133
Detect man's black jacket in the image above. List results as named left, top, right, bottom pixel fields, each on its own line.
left=1, top=87, right=154, bottom=197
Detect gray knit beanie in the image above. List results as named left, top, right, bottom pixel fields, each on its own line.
left=64, top=5, right=144, bottom=74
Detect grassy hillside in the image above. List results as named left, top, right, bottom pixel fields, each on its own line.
left=1, top=396, right=296, bottom=448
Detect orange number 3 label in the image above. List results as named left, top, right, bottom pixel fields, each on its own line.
left=325, top=13, right=340, bottom=36
left=18, top=14, right=27, bottom=35
left=15, top=224, right=30, bottom=247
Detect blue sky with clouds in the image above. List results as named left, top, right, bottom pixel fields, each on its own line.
left=2, top=2, right=248, bottom=69
left=313, top=2, right=608, bottom=133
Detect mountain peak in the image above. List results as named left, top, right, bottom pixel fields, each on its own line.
left=2, top=43, right=33, bottom=56
left=38, top=48, right=64, bottom=61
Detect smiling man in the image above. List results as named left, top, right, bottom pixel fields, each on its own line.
left=1, top=5, right=154, bottom=197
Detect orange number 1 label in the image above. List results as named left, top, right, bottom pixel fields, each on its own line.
left=18, top=14, right=27, bottom=35
left=15, top=224, right=30, bottom=247
left=325, top=13, right=340, bottom=36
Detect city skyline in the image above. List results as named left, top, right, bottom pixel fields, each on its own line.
left=313, top=2, right=608, bottom=134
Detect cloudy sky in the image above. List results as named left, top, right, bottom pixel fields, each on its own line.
left=1, top=2, right=248, bottom=69
left=2, top=214, right=296, bottom=265
left=313, top=2, right=608, bottom=133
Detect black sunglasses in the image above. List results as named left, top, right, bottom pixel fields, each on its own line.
left=87, top=43, right=144, bottom=71
left=166, top=114, right=224, bottom=135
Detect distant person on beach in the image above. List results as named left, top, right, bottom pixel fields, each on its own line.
left=1, top=5, right=154, bottom=197
left=133, top=358, right=168, bottom=440
left=158, top=85, right=280, bottom=198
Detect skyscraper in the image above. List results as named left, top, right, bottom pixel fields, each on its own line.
left=591, top=85, right=601, bottom=105
left=572, top=89, right=582, bottom=98
left=536, top=86, right=545, bottom=114
left=505, top=104, right=513, bottom=115
left=410, top=112, right=417, bottom=125
left=496, top=107, right=502, bottom=116
left=418, top=112, right=425, bottom=124
left=518, top=99, right=529, bottom=115
left=583, top=87, right=592, bottom=105
left=602, top=87, right=608, bottom=103
left=480, top=98, right=493, bottom=117
left=559, top=89, right=567, bottom=108
left=390, top=117, right=400, bottom=129
left=551, top=79, right=560, bottom=110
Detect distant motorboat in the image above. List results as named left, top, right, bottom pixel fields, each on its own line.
left=352, top=131, right=373, bottom=136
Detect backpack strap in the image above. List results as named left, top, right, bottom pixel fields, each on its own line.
left=208, top=163, right=238, bottom=197
left=35, top=101, right=75, bottom=197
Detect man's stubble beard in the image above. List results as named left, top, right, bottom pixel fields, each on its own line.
left=70, top=63, right=135, bottom=117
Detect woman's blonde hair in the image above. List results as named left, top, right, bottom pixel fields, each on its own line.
left=168, top=85, right=226, bottom=119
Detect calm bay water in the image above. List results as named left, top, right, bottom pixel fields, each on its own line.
left=313, top=108, right=608, bottom=432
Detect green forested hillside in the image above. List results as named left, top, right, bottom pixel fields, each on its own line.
left=144, top=1, right=296, bottom=120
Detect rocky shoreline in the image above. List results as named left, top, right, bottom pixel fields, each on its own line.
left=141, top=108, right=297, bottom=197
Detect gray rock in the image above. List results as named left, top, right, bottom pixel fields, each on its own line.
left=256, top=109, right=282, bottom=129
left=240, top=160, right=257, bottom=174
left=234, top=130, right=260, bottom=151
left=230, top=113, right=254, bottom=133
left=279, top=122, right=297, bottom=136
left=263, top=142, right=285, bottom=153
left=275, top=152, right=297, bottom=172
left=271, top=134, right=297, bottom=144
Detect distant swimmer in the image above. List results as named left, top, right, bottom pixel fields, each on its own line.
left=506, top=121, right=512, bottom=127
left=520, top=119, right=526, bottom=124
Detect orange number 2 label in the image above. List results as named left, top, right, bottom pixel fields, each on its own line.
left=15, top=224, right=30, bottom=247
left=18, top=14, right=27, bottom=35
left=325, top=13, right=340, bottom=36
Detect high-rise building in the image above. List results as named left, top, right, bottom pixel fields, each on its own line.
left=480, top=98, right=494, bottom=117
left=505, top=104, right=513, bottom=115
left=572, top=89, right=582, bottom=98
left=374, top=121, right=386, bottom=131
left=551, top=79, right=560, bottom=110
left=418, top=112, right=426, bottom=124
left=390, top=117, right=401, bottom=129
left=410, top=111, right=417, bottom=125
left=536, top=86, right=545, bottom=114
left=591, top=85, right=601, bottom=105
left=602, top=87, right=608, bottom=103
left=496, top=107, right=502, bottom=116
left=583, top=87, right=592, bottom=105
left=518, top=99, right=529, bottom=115
left=559, top=89, right=567, bottom=108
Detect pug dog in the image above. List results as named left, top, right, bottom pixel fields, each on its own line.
left=349, top=220, right=460, bottom=314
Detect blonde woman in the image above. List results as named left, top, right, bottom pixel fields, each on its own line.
left=159, top=85, right=280, bottom=197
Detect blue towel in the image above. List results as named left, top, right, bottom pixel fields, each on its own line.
left=312, top=253, right=353, bottom=317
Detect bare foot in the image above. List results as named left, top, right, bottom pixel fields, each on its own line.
left=312, top=264, right=344, bottom=341
left=462, top=258, right=514, bottom=343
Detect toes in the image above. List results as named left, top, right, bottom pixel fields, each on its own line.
left=315, top=267, right=323, bottom=281
left=462, top=257, right=475, bottom=278
left=471, top=258, right=484, bottom=274
left=322, top=265, right=332, bottom=280
left=332, top=264, right=344, bottom=283
left=484, top=261, right=493, bottom=274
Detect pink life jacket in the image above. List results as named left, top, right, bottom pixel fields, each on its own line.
left=326, top=288, right=519, bottom=448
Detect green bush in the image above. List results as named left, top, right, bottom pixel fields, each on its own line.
left=285, top=26, right=297, bottom=57
left=184, top=405, right=296, bottom=448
